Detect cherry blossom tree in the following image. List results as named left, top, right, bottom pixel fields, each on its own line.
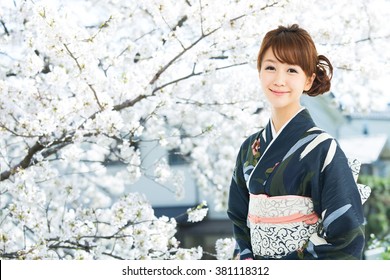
left=0, top=0, right=388, bottom=259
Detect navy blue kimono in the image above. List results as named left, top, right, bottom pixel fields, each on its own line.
left=227, top=109, right=365, bottom=259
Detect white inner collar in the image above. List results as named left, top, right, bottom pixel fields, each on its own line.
left=270, top=107, right=305, bottom=139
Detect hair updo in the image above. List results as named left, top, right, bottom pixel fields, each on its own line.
left=257, top=24, right=333, bottom=96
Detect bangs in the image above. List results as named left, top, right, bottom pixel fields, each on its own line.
left=273, top=38, right=305, bottom=66
left=271, top=35, right=312, bottom=74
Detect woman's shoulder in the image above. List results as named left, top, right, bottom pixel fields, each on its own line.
left=241, top=129, right=265, bottom=146
left=301, top=126, right=343, bottom=154
left=305, top=126, right=337, bottom=143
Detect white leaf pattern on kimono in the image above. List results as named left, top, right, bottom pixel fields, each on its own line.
left=300, top=133, right=332, bottom=160
left=321, top=139, right=337, bottom=172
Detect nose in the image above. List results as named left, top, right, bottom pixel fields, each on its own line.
left=273, top=71, right=286, bottom=86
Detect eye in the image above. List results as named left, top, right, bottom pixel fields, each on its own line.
left=264, top=66, right=275, bottom=71
left=287, top=68, right=298, bottom=73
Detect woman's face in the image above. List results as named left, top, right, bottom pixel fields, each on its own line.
left=259, top=48, right=315, bottom=112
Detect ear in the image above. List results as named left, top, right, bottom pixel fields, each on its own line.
left=304, top=73, right=316, bottom=91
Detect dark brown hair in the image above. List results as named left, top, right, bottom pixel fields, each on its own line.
left=257, top=24, right=333, bottom=96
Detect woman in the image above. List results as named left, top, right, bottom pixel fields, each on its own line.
left=227, top=24, right=366, bottom=260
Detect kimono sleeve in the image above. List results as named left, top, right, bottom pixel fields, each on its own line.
left=227, top=143, right=253, bottom=260
left=308, top=141, right=365, bottom=259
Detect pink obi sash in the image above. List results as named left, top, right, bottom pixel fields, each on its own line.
left=248, top=194, right=319, bottom=258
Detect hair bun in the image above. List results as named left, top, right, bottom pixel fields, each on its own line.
left=306, top=55, right=333, bottom=96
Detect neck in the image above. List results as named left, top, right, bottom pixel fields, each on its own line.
left=271, top=105, right=303, bottom=133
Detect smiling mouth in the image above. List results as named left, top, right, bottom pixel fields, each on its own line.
left=270, top=89, right=289, bottom=96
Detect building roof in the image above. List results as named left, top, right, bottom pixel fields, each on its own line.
left=338, top=134, right=388, bottom=164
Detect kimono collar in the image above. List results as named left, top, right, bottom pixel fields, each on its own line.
left=270, top=107, right=306, bottom=139
left=263, top=107, right=317, bottom=148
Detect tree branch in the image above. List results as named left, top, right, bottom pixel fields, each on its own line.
left=0, top=142, right=44, bottom=181
left=149, top=28, right=220, bottom=85
left=152, top=61, right=247, bottom=93
left=1, top=19, right=10, bottom=36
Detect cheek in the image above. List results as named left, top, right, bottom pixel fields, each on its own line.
left=291, top=78, right=306, bottom=89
